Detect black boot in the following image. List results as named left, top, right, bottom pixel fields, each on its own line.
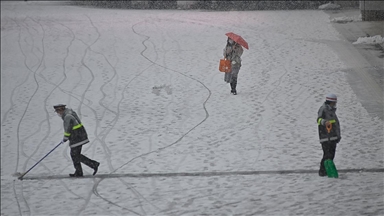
left=70, top=161, right=83, bottom=177
left=230, top=83, right=237, bottom=95
left=69, top=172, right=83, bottom=177
left=93, top=162, right=100, bottom=176
left=231, top=83, right=237, bottom=95
left=319, top=161, right=326, bottom=177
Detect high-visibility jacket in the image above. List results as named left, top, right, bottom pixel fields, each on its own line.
left=61, top=108, right=89, bottom=148
left=317, top=103, right=341, bottom=144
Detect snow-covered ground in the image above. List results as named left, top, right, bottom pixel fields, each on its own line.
left=1, top=1, right=383, bottom=215
left=329, top=14, right=384, bottom=45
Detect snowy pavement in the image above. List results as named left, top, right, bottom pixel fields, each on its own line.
left=326, top=8, right=384, bottom=120
left=1, top=1, right=383, bottom=215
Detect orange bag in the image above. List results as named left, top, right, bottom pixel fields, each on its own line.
left=219, top=58, right=231, bottom=73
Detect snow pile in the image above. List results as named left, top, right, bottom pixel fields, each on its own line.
left=319, top=2, right=341, bottom=10
left=331, top=15, right=362, bottom=23
left=353, top=35, right=384, bottom=45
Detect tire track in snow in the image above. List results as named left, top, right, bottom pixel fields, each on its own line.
left=136, top=17, right=212, bottom=212
left=150, top=16, right=188, bottom=200
left=140, top=15, right=191, bottom=205
left=152, top=16, right=223, bottom=206
left=127, top=16, right=188, bottom=211
left=92, top=179, right=142, bottom=215
left=90, top=17, right=213, bottom=214
left=12, top=180, right=23, bottom=216
left=75, top=15, right=99, bottom=117
left=4, top=17, right=42, bottom=173
left=105, top=17, right=212, bottom=213
left=17, top=17, right=65, bottom=174
left=3, top=18, right=46, bottom=215
left=70, top=15, right=132, bottom=215
left=90, top=19, right=162, bottom=214
left=15, top=17, right=99, bottom=216
left=47, top=17, right=107, bottom=216
left=9, top=16, right=47, bottom=216
left=9, top=17, right=69, bottom=179
left=34, top=19, right=86, bottom=112
left=12, top=15, right=115, bottom=216
left=2, top=18, right=33, bottom=169
left=106, top=19, right=212, bottom=174
left=87, top=17, right=152, bottom=215
left=74, top=16, right=116, bottom=170
left=81, top=20, right=124, bottom=172
left=75, top=16, right=149, bottom=214
left=117, top=18, right=212, bottom=170
left=31, top=18, right=79, bottom=175
left=9, top=17, right=102, bottom=216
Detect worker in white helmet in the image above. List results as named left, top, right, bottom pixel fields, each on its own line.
left=316, top=93, right=341, bottom=177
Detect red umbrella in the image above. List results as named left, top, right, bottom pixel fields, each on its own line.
left=225, top=32, right=249, bottom=50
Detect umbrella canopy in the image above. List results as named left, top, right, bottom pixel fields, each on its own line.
left=225, top=32, right=249, bottom=50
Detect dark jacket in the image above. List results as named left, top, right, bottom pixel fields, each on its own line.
left=62, top=108, right=89, bottom=148
left=223, top=42, right=243, bottom=68
left=317, top=102, right=341, bottom=144
left=223, top=42, right=243, bottom=83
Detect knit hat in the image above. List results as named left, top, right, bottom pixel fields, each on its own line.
left=326, top=93, right=337, bottom=102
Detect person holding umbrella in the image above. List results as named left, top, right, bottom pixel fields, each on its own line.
left=54, top=104, right=100, bottom=177
left=223, top=32, right=248, bottom=95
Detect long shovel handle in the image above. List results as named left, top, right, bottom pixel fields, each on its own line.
left=18, top=141, right=63, bottom=180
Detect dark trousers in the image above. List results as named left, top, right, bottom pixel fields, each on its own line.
left=230, top=76, right=237, bottom=91
left=70, top=145, right=98, bottom=175
left=319, top=141, right=337, bottom=172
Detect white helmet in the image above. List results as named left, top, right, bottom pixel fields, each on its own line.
left=326, top=93, right=337, bottom=102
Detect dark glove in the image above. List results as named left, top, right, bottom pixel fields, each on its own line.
left=62, top=137, right=68, bottom=143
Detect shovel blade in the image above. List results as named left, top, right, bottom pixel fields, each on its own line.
left=324, top=159, right=339, bottom=178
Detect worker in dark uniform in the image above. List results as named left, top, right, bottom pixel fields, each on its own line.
left=54, top=104, right=100, bottom=177
left=316, top=94, right=341, bottom=177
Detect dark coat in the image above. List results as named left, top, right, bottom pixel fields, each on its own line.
left=223, top=42, right=243, bottom=83
left=317, top=102, right=341, bottom=144
left=62, top=108, right=89, bottom=148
